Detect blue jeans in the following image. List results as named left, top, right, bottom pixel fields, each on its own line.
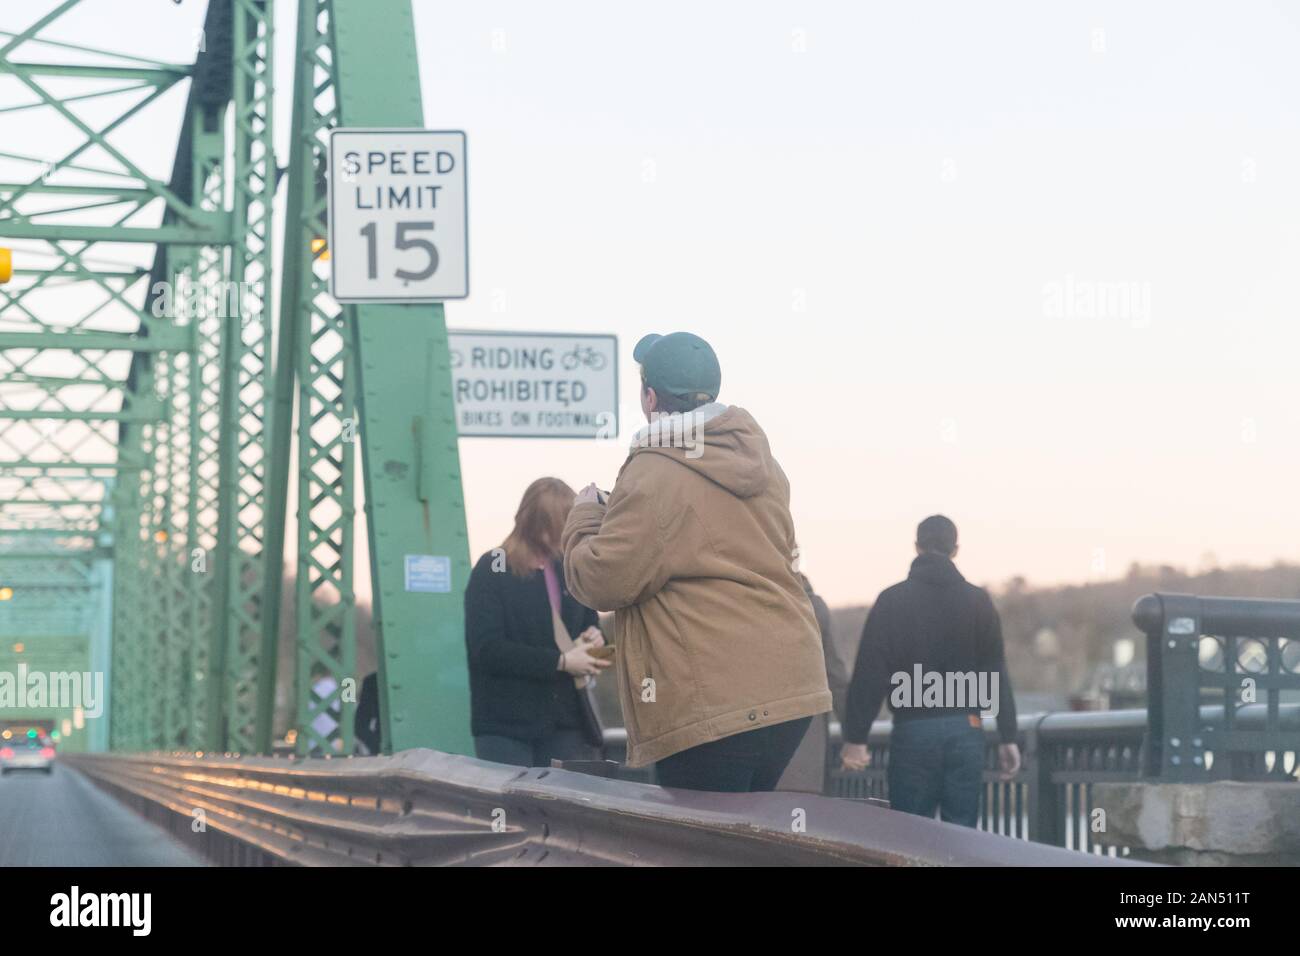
left=473, top=730, right=595, bottom=768
left=886, top=715, right=985, bottom=827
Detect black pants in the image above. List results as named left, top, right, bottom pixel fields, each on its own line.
left=654, top=716, right=812, bottom=793
left=473, top=730, right=595, bottom=768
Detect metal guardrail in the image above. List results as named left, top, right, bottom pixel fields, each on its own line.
left=64, top=749, right=1138, bottom=867
left=826, top=712, right=1146, bottom=854
left=1134, top=592, right=1300, bottom=781
left=605, top=712, right=1149, bottom=853
left=825, top=706, right=1293, bottom=854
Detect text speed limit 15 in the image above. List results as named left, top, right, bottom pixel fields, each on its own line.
left=327, top=128, right=469, bottom=303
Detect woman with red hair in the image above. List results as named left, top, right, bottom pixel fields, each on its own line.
left=464, top=477, right=611, bottom=766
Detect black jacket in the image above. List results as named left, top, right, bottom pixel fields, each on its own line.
left=463, top=551, right=599, bottom=741
left=844, top=553, right=1017, bottom=743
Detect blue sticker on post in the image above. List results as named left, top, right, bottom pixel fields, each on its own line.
left=405, top=555, right=451, bottom=593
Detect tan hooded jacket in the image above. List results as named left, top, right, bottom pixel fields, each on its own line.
left=562, top=403, right=831, bottom=768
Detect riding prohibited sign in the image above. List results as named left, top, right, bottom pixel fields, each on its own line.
left=449, top=331, right=619, bottom=439
left=327, top=129, right=468, bottom=302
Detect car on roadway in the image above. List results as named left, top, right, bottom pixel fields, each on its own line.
left=0, top=734, right=56, bottom=775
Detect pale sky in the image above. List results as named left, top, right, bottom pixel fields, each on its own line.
left=6, top=1, right=1300, bottom=607
left=418, top=0, right=1300, bottom=605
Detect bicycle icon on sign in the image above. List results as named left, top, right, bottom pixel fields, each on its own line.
left=561, top=344, right=607, bottom=372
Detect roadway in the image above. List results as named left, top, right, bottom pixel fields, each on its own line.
left=0, top=762, right=205, bottom=866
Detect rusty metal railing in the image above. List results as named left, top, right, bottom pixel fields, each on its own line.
left=64, top=749, right=1141, bottom=866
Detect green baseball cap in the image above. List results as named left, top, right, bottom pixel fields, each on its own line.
left=633, top=332, right=722, bottom=401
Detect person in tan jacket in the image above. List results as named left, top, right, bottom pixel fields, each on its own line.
left=562, top=331, right=831, bottom=792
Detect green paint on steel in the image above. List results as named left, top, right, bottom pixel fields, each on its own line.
left=259, top=0, right=473, bottom=757
left=332, top=0, right=473, bottom=755
left=209, top=0, right=276, bottom=754
left=3, top=0, right=472, bottom=758
left=262, top=0, right=358, bottom=757
left=1, top=0, right=274, bottom=753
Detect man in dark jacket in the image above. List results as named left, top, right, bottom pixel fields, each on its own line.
left=840, top=516, right=1020, bottom=827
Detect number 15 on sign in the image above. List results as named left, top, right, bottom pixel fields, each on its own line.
left=327, top=129, right=469, bottom=302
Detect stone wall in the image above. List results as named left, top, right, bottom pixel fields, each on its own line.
left=1094, top=781, right=1300, bottom=865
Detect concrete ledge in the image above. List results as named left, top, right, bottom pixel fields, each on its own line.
left=1094, top=781, right=1300, bottom=865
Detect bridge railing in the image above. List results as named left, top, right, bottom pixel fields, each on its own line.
left=827, top=712, right=1146, bottom=855
left=64, top=749, right=1135, bottom=867
left=603, top=712, right=1144, bottom=858
left=1133, top=592, right=1300, bottom=781
left=598, top=591, right=1300, bottom=850
left=607, top=701, right=1298, bottom=856
left=606, top=712, right=1146, bottom=855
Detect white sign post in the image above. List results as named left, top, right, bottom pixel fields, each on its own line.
left=449, top=331, right=619, bottom=439
left=327, top=128, right=468, bottom=302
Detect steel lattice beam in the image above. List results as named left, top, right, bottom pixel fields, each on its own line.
left=1, top=0, right=274, bottom=754
left=261, top=0, right=473, bottom=757
left=263, top=0, right=357, bottom=756
left=4, top=0, right=471, bottom=759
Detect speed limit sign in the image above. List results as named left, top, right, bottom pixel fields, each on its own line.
left=327, top=128, right=468, bottom=302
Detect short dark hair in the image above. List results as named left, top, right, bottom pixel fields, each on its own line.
left=916, top=515, right=958, bottom=555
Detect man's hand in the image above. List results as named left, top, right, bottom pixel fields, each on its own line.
left=576, top=483, right=602, bottom=505
left=577, top=626, right=605, bottom=647
left=840, top=742, right=871, bottom=772
left=998, top=742, right=1021, bottom=779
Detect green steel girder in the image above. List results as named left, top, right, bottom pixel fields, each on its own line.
left=0, top=528, right=98, bottom=537
left=332, top=1, right=472, bottom=756
left=0, top=549, right=108, bottom=561
left=4, top=0, right=472, bottom=759
left=0, top=403, right=164, bottom=423
left=0, top=223, right=234, bottom=245
left=1, top=0, right=274, bottom=753
left=207, top=0, right=276, bottom=753
left=7, top=62, right=191, bottom=83
left=0, top=329, right=193, bottom=351
left=0, top=184, right=159, bottom=200
left=262, top=0, right=356, bottom=756
left=260, top=0, right=472, bottom=758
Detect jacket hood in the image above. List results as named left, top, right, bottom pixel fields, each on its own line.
left=627, top=403, right=773, bottom=498
left=908, top=552, right=966, bottom=588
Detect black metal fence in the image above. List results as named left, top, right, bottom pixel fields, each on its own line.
left=595, top=593, right=1300, bottom=855
left=1133, top=593, right=1300, bottom=781
left=605, top=711, right=1147, bottom=855
left=825, top=712, right=1145, bottom=855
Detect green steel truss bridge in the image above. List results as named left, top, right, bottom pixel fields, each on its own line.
left=0, top=2, right=1277, bottom=874
left=0, top=0, right=473, bottom=760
